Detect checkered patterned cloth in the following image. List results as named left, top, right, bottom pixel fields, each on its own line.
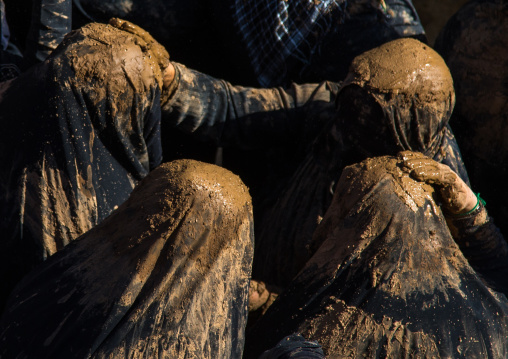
left=233, top=0, right=347, bottom=87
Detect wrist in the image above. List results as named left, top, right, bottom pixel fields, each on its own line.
left=444, top=192, right=486, bottom=218
left=160, top=62, right=179, bottom=105
left=163, top=63, right=175, bottom=88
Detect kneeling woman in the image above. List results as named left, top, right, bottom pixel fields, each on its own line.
left=247, top=153, right=508, bottom=358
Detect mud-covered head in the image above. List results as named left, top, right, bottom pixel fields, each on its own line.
left=51, top=22, right=164, bottom=98
left=336, top=38, right=455, bottom=164
left=41, top=22, right=165, bottom=172
left=114, top=159, right=254, bottom=258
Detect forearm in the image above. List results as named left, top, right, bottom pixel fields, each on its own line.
left=24, top=0, right=72, bottom=67
left=162, top=63, right=337, bottom=149
left=447, top=204, right=508, bottom=295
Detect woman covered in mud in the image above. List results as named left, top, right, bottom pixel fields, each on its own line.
left=0, top=20, right=167, bottom=311
left=247, top=152, right=508, bottom=358
left=1, top=159, right=255, bottom=358
left=0, top=19, right=507, bottom=358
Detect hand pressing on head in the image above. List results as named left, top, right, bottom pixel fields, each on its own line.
left=398, top=151, right=478, bottom=216
left=109, top=18, right=176, bottom=95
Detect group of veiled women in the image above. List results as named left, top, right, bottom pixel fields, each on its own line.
left=0, top=0, right=507, bottom=357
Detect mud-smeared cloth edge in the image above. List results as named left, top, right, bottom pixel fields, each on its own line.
left=259, top=333, right=325, bottom=358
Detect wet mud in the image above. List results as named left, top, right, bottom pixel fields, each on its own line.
left=343, top=37, right=453, bottom=103
left=66, top=23, right=163, bottom=104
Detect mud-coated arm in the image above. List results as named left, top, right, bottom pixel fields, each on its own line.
left=161, top=63, right=339, bottom=150
left=447, top=206, right=508, bottom=296
left=400, top=151, right=508, bottom=295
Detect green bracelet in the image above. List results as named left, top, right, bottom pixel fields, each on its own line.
left=453, top=192, right=486, bottom=217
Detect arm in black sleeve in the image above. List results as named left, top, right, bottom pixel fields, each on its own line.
left=161, top=63, right=340, bottom=150
left=23, top=0, right=72, bottom=67
left=447, top=204, right=508, bottom=296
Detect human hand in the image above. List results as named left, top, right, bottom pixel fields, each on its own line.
left=109, top=18, right=175, bottom=89
left=398, top=151, right=478, bottom=215
left=248, top=280, right=280, bottom=313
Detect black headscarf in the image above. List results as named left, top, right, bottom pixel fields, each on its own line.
left=336, top=38, right=455, bottom=162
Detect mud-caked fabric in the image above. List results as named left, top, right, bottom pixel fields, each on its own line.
left=434, top=0, right=508, bottom=237
left=163, top=57, right=465, bottom=174
left=163, top=62, right=339, bottom=150
left=259, top=334, right=325, bottom=359
left=0, top=160, right=254, bottom=359
left=0, top=23, right=163, bottom=310
left=245, top=156, right=508, bottom=358
left=336, top=82, right=468, bottom=181
left=162, top=63, right=341, bottom=205
left=252, top=116, right=466, bottom=287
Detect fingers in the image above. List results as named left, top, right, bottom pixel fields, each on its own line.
left=405, top=160, right=456, bottom=185
left=248, top=280, right=270, bottom=311
left=397, top=151, right=477, bottom=215
left=397, top=150, right=428, bottom=162
left=109, top=18, right=125, bottom=28
left=108, top=17, right=124, bottom=28
left=440, top=182, right=478, bottom=215
left=399, top=154, right=457, bottom=186
left=109, top=18, right=152, bottom=44
left=109, top=18, right=170, bottom=69
left=108, top=18, right=171, bottom=91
